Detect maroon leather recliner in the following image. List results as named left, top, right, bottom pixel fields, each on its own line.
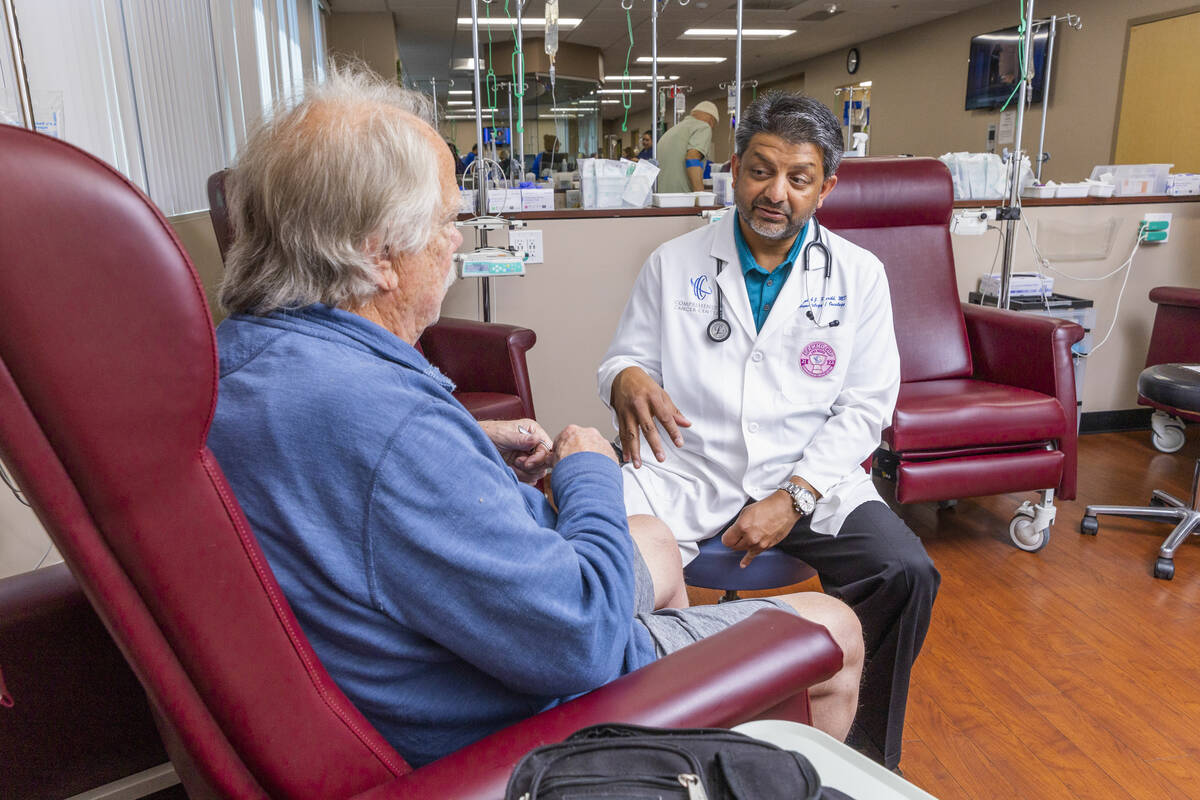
left=0, top=126, right=841, bottom=799
left=818, top=157, right=1085, bottom=552
left=207, top=170, right=536, bottom=421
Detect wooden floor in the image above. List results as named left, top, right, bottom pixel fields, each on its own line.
left=688, top=430, right=1200, bottom=798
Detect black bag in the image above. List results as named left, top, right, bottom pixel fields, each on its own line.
left=505, top=723, right=855, bottom=800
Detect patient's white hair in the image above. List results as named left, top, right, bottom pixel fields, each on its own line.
left=220, top=66, right=439, bottom=315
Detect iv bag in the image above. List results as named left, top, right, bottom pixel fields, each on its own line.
left=544, top=0, right=559, bottom=59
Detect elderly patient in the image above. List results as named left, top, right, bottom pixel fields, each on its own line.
left=206, top=68, right=863, bottom=768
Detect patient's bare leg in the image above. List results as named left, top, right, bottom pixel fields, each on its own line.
left=628, top=514, right=689, bottom=609
left=776, top=591, right=863, bottom=742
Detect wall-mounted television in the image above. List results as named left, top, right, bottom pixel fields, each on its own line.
left=483, top=125, right=511, bottom=146
left=965, top=25, right=1049, bottom=111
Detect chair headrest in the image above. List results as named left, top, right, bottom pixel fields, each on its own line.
left=818, top=157, right=953, bottom=230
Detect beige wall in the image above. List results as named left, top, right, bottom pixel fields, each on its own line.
left=328, top=12, right=398, bottom=82
left=443, top=200, right=1200, bottom=438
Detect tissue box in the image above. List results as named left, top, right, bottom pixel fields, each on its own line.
left=1167, top=174, right=1200, bottom=196
left=520, top=187, right=554, bottom=211
left=978, top=272, right=1053, bottom=297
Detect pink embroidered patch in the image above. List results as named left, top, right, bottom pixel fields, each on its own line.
left=799, top=341, right=837, bottom=378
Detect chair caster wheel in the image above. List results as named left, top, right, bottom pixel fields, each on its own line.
left=1149, top=496, right=1167, bottom=507
left=1080, top=515, right=1099, bottom=536
left=1154, top=557, right=1175, bottom=580
left=1150, top=412, right=1186, bottom=453
left=1010, top=509, right=1050, bottom=552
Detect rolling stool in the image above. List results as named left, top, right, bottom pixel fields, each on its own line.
left=684, top=536, right=817, bottom=602
left=1081, top=363, right=1200, bottom=579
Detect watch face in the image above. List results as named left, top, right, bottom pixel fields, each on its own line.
left=847, top=48, right=859, bottom=74
left=797, top=489, right=816, bottom=515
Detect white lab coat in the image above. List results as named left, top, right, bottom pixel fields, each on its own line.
left=598, top=211, right=900, bottom=564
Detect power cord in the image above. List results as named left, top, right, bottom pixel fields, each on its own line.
left=1018, top=213, right=1146, bottom=355
left=1, top=459, right=57, bottom=570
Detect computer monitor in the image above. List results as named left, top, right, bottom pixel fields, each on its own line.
left=965, top=25, right=1049, bottom=111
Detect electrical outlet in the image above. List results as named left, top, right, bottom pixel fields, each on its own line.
left=1138, top=212, right=1172, bottom=243
left=509, top=229, right=544, bottom=263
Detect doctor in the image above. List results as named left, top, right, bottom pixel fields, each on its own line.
left=598, top=91, right=938, bottom=772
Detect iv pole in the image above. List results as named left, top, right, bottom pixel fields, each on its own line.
left=2, top=0, right=34, bottom=130
left=997, top=0, right=1036, bottom=311
left=469, top=0, right=493, bottom=322
left=514, top=0, right=525, bottom=176
left=996, top=4, right=1081, bottom=308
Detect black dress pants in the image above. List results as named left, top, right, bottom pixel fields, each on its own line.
left=774, top=500, right=939, bottom=770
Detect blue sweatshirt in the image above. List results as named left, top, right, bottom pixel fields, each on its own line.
left=206, top=305, right=656, bottom=767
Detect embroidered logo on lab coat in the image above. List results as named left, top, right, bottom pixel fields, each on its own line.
left=690, top=274, right=712, bottom=301
left=800, top=341, right=837, bottom=378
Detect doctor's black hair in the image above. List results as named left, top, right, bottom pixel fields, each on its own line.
left=734, top=91, right=845, bottom=180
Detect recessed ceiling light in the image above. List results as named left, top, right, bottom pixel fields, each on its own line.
left=636, top=56, right=726, bottom=64
left=596, top=88, right=646, bottom=94
left=600, top=99, right=621, bottom=104
left=602, top=74, right=680, bottom=82
left=680, top=29, right=795, bottom=40
left=448, top=90, right=473, bottom=96
left=447, top=100, right=474, bottom=105
left=457, top=17, right=581, bottom=29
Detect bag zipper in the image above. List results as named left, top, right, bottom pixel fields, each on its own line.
left=525, top=739, right=704, bottom=797
left=519, top=772, right=708, bottom=800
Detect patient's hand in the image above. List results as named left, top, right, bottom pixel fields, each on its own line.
left=479, top=418, right=554, bottom=484
left=553, top=424, right=619, bottom=465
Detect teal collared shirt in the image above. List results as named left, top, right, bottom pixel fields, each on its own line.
left=733, top=214, right=809, bottom=332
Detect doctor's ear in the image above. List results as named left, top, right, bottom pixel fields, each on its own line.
left=816, top=174, right=838, bottom=207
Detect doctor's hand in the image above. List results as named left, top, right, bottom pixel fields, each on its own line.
left=610, top=367, right=692, bottom=468
left=721, top=493, right=802, bottom=569
left=479, top=418, right=554, bottom=484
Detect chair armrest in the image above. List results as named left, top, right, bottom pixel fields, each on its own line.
left=961, top=302, right=1085, bottom=499
left=355, top=609, right=841, bottom=800
left=1149, top=286, right=1200, bottom=309
left=418, top=317, right=537, bottom=419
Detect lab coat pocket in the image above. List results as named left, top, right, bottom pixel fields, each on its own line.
left=781, top=326, right=848, bottom=408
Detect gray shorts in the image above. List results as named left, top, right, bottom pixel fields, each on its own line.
left=631, top=544, right=796, bottom=656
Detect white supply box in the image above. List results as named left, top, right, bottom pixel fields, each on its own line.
left=693, top=191, right=716, bottom=206
left=520, top=188, right=554, bottom=211
left=1167, top=173, right=1200, bottom=196
left=486, top=190, right=524, bottom=214
left=652, top=192, right=696, bottom=208
left=1055, top=182, right=1090, bottom=199
left=459, top=189, right=477, bottom=214
left=1089, top=164, right=1173, bottom=196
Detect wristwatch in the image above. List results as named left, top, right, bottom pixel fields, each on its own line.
left=778, top=480, right=817, bottom=517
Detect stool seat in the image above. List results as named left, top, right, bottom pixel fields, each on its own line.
left=1137, top=364, right=1200, bottom=418
left=684, top=535, right=816, bottom=593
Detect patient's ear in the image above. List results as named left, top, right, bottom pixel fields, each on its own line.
left=367, top=239, right=400, bottom=293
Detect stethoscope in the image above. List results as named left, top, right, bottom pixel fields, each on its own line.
left=707, top=216, right=839, bottom=343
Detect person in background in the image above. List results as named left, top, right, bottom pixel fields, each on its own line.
left=208, top=68, right=864, bottom=771
left=655, top=100, right=718, bottom=193
left=461, top=143, right=478, bottom=170
left=446, top=140, right=466, bottom=175
left=622, top=146, right=636, bottom=160
left=636, top=131, right=654, bottom=161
